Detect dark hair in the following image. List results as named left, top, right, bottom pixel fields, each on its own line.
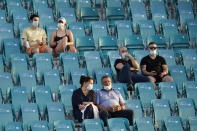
left=148, top=42, right=157, bottom=47
left=80, top=75, right=93, bottom=86
left=101, top=75, right=110, bottom=82
left=30, top=14, right=39, bottom=21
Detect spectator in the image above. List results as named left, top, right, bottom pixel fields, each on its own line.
left=72, top=75, right=98, bottom=122
left=114, top=47, right=150, bottom=85
left=96, top=75, right=134, bottom=125
left=50, top=17, right=77, bottom=53
left=140, top=42, right=173, bottom=85
left=22, top=14, right=52, bottom=54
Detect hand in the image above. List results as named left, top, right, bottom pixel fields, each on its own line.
left=159, top=72, right=166, bottom=77
left=82, top=102, right=93, bottom=105
left=79, top=104, right=85, bottom=110
left=114, top=106, right=121, bottom=112
left=116, top=63, right=124, bottom=70
left=150, top=71, right=157, bottom=76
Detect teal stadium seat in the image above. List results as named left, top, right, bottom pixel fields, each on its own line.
left=133, top=50, right=149, bottom=64
left=0, top=104, right=13, bottom=131
left=44, top=69, right=61, bottom=94
left=0, top=10, right=7, bottom=24
left=80, top=7, right=99, bottom=22
left=54, top=120, right=75, bottom=131
left=164, top=116, right=183, bottom=131
left=84, top=51, right=103, bottom=76
left=21, top=103, right=39, bottom=129
left=112, top=83, right=128, bottom=100
left=136, top=117, right=155, bottom=131
left=186, top=19, right=197, bottom=43
left=158, top=49, right=176, bottom=68
left=158, top=82, right=178, bottom=111
left=53, top=0, right=70, bottom=16
left=107, top=118, right=130, bottom=131
left=30, top=121, right=49, bottom=131
left=0, top=55, right=4, bottom=72
left=6, top=0, right=22, bottom=21
left=69, top=22, right=85, bottom=41
left=125, top=99, right=143, bottom=122
left=0, top=89, right=2, bottom=104
left=33, top=86, right=53, bottom=118
left=71, top=68, right=88, bottom=87
left=106, top=0, right=122, bottom=7
left=124, top=35, right=144, bottom=49
left=95, top=68, right=113, bottom=84
left=46, top=23, right=58, bottom=44
left=5, top=122, right=22, bottom=131
left=170, top=34, right=190, bottom=48
left=106, top=7, right=125, bottom=21
left=189, top=116, right=197, bottom=131
left=82, top=119, right=104, bottom=131
left=58, top=8, right=76, bottom=25
left=147, top=35, right=167, bottom=48
left=76, top=0, right=91, bottom=19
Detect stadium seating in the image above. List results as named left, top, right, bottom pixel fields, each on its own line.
left=58, top=8, right=76, bottom=25
left=164, top=116, right=183, bottom=131
left=30, top=121, right=49, bottom=131
left=158, top=49, right=176, bottom=68
left=124, top=35, right=144, bottom=49
left=54, top=120, right=75, bottom=131
left=82, top=119, right=104, bottom=131
left=71, top=68, right=88, bottom=87
left=0, top=55, right=4, bottom=72
left=189, top=116, right=197, bottom=131
left=0, top=104, right=13, bottom=131
left=135, top=117, right=155, bottom=131
left=107, top=118, right=130, bottom=131
left=5, top=122, right=22, bottom=131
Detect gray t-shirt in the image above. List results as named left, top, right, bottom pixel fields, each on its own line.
left=96, top=89, right=125, bottom=108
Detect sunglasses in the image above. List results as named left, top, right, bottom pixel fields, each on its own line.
left=149, top=47, right=157, bottom=50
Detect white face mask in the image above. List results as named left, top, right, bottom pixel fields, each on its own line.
left=149, top=50, right=157, bottom=55
left=104, top=85, right=112, bottom=91
left=32, top=20, right=38, bottom=27
left=87, top=84, right=93, bottom=90
left=121, top=53, right=126, bottom=59
left=57, top=23, right=64, bottom=29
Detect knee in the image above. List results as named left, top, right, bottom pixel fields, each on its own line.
left=99, top=110, right=109, bottom=119
left=162, top=75, right=173, bottom=82
left=148, top=76, right=156, bottom=83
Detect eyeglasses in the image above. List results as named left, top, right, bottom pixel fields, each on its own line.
left=149, top=47, right=157, bottom=50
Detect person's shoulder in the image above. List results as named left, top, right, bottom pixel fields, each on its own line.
left=157, top=55, right=165, bottom=60
left=113, top=89, right=121, bottom=94
left=37, top=27, right=46, bottom=32
left=73, top=88, right=81, bottom=94
left=141, top=55, right=149, bottom=61
left=23, top=27, right=31, bottom=32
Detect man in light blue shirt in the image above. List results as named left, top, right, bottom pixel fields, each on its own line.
left=96, top=75, right=134, bottom=125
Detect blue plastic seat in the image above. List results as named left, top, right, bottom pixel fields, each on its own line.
left=135, top=82, right=156, bottom=111
left=189, top=116, right=197, bottom=131
left=58, top=8, right=76, bottom=25
left=69, top=22, right=85, bottom=41
left=186, top=19, right=197, bottom=43
left=164, top=116, right=183, bottom=131
left=136, top=117, right=155, bottom=131
left=91, top=21, right=108, bottom=44
left=32, top=53, right=53, bottom=81
left=0, top=104, right=13, bottom=131
left=0, top=72, right=13, bottom=100
left=47, top=102, right=65, bottom=125
left=106, top=0, right=122, bottom=7
left=0, top=10, right=7, bottom=24
left=44, top=69, right=61, bottom=94
left=125, top=100, right=143, bottom=122
left=183, top=81, right=197, bottom=107
left=177, top=0, right=192, bottom=4
left=5, top=122, right=22, bottom=131
left=46, top=23, right=58, bottom=43
left=11, top=86, right=28, bottom=114
left=106, top=7, right=125, bottom=21
left=112, top=83, right=128, bottom=100
left=158, top=49, right=176, bottom=68
left=129, top=0, right=144, bottom=6
left=30, top=121, right=49, bottom=131
left=6, top=0, right=22, bottom=20
left=71, top=68, right=88, bottom=87
left=32, top=0, right=48, bottom=10
left=0, top=55, right=4, bottom=72
left=76, top=0, right=91, bottom=19
left=107, top=118, right=130, bottom=131
left=21, top=103, right=39, bottom=128
left=82, top=119, right=104, bottom=131
left=33, top=86, right=53, bottom=116
left=170, top=34, right=190, bottom=48
left=84, top=51, right=103, bottom=76
left=0, top=89, right=2, bottom=104
left=147, top=35, right=167, bottom=48
left=133, top=50, right=149, bottom=64
left=80, top=7, right=99, bottom=22
left=54, top=120, right=75, bottom=131
left=95, top=68, right=113, bottom=84
left=124, top=35, right=144, bottom=49
left=177, top=98, right=195, bottom=123
left=158, top=82, right=178, bottom=111
left=53, top=0, right=70, bottom=16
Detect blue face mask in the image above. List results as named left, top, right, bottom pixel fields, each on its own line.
left=149, top=50, right=157, bottom=55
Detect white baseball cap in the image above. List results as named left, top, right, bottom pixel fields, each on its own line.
left=58, top=17, right=66, bottom=24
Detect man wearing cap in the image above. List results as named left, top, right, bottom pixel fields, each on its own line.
left=140, top=42, right=173, bottom=84
left=50, top=17, right=76, bottom=53
left=22, top=14, right=52, bottom=54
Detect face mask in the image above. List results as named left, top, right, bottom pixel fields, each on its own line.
left=149, top=50, right=157, bottom=55
left=58, top=23, right=64, bottom=29
left=104, top=85, right=112, bottom=91
left=87, top=84, right=93, bottom=90
left=32, top=21, right=38, bottom=27
left=121, top=53, right=126, bottom=59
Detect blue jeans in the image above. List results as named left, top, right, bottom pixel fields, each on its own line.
left=118, top=63, right=150, bottom=84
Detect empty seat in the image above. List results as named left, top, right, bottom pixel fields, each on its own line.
left=71, top=68, right=88, bottom=87
left=106, top=0, right=122, bottom=7
left=0, top=72, right=13, bottom=99
left=0, top=10, right=7, bottom=24
left=106, top=7, right=125, bottom=21
left=147, top=35, right=167, bottom=48
left=136, top=117, right=155, bottom=131
left=11, top=86, right=28, bottom=114
left=183, top=81, right=197, bottom=107
left=189, top=116, right=197, bottom=131
left=44, top=69, right=61, bottom=94
left=46, top=102, right=65, bottom=124
left=33, top=86, right=53, bottom=117
left=177, top=98, right=195, bottom=123
left=69, top=22, right=85, bottom=41
left=0, top=104, right=13, bottom=130
left=0, top=89, right=2, bottom=104
left=32, top=0, right=48, bottom=9
left=76, top=0, right=91, bottom=19
left=112, top=83, right=128, bottom=100
left=152, top=99, right=171, bottom=130
left=124, top=35, right=144, bottom=49
left=186, top=19, right=197, bottom=42
left=6, top=0, right=22, bottom=20
left=5, top=122, right=22, bottom=131
left=82, top=119, right=104, bottom=131
left=133, top=50, right=149, bottom=64
left=158, top=82, right=178, bottom=111
left=84, top=51, right=103, bottom=76
left=170, top=34, right=190, bottom=48
left=54, top=0, right=70, bottom=16
left=95, top=68, right=113, bottom=84
left=158, top=50, right=176, bottom=68
left=80, top=7, right=99, bottom=22
left=135, top=82, right=156, bottom=111
left=107, top=118, right=130, bottom=131
left=30, top=121, right=49, bottom=131
left=54, top=120, right=75, bottom=131
left=91, top=21, right=108, bottom=44
left=46, top=23, right=58, bottom=43
left=125, top=100, right=143, bottom=122
left=0, top=55, right=4, bottom=72
left=32, top=53, right=53, bottom=81
left=21, top=103, right=39, bottom=128
left=164, top=116, right=183, bottom=131
left=58, top=8, right=76, bottom=25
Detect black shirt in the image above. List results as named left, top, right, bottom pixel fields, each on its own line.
left=114, top=59, right=134, bottom=74
left=72, top=88, right=96, bottom=122
left=140, top=55, right=166, bottom=75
